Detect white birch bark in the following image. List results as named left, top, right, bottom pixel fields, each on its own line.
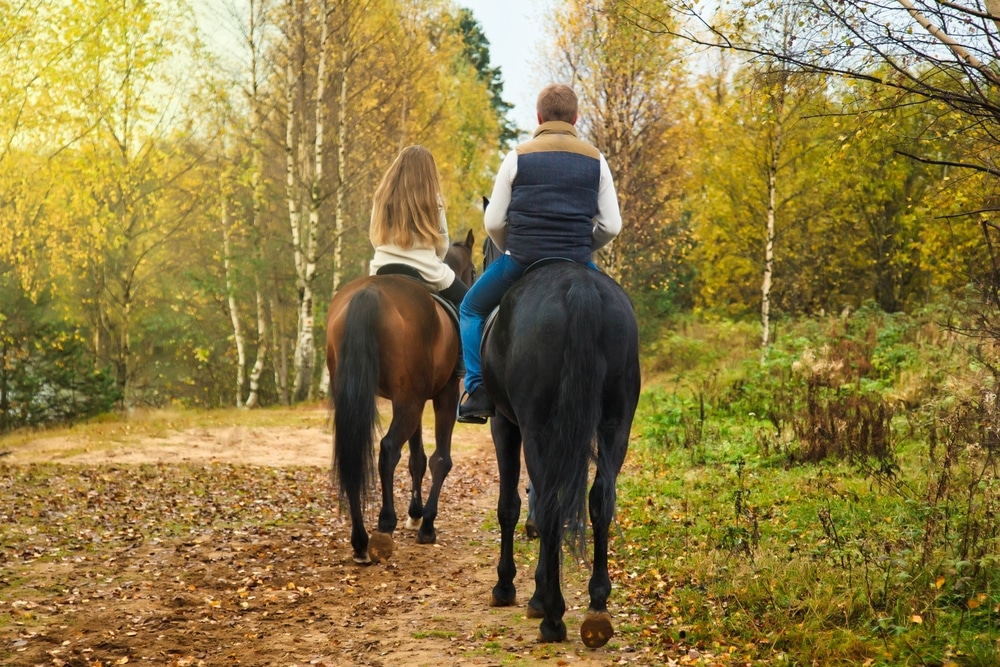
left=221, top=183, right=247, bottom=408
left=244, top=288, right=268, bottom=408
left=759, top=70, right=788, bottom=363
left=284, top=0, right=308, bottom=402
left=243, top=0, right=270, bottom=409
left=291, top=0, right=328, bottom=402
left=761, top=130, right=779, bottom=361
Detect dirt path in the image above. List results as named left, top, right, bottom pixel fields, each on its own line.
left=1, top=409, right=653, bottom=667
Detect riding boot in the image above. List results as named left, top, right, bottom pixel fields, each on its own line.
left=458, top=386, right=494, bottom=423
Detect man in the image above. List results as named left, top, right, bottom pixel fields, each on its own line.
left=457, top=83, right=622, bottom=423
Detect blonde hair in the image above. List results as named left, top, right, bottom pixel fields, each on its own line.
left=537, top=84, right=578, bottom=123
left=370, top=145, right=445, bottom=251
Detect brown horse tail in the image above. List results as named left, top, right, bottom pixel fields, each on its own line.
left=332, top=287, right=381, bottom=510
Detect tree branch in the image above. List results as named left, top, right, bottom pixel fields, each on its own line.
left=894, top=149, right=1000, bottom=178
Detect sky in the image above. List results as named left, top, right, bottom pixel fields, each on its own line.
left=456, top=0, right=553, bottom=135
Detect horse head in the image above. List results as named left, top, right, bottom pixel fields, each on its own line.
left=446, top=229, right=476, bottom=287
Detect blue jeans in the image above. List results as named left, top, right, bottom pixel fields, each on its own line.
left=459, top=253, right=598, bottom=395
left=460, top=253, right=530, bottom=395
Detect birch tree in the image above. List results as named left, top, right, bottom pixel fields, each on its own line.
left=278, top=0, right=503, bottom=402
left=220, top=0, right=278, bottom=408
left=745, top=7, right=829, bottom=352
left=218, top=169, right=248, bottom=407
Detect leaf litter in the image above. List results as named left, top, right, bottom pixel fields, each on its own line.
left=0, top=418, right=669, bottom=666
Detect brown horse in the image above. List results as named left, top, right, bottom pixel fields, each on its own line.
left=326, top=231, right=475, bottom=564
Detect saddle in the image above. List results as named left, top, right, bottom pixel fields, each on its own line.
left=482, top=257, right=574, bottom=348
left=375, top=263, right=460, bottom=330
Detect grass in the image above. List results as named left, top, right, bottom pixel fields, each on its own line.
left=610, top=308, right=1000, bottom=665
left=412, top=629, right=458, bottom=639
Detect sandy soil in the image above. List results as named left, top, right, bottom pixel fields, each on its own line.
left=0, top=409, right=654, bottom=667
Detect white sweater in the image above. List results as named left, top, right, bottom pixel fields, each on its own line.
left=369, top=209, right=454, bottom=291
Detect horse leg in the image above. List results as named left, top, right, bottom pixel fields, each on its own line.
left=489, top=413, right=521, bottom=608
left=521, top=436, right=568, bottom=643
left=532, top=513, right=568, bottom=642
left=416, top=379, right=459, bottom=544
left=580, top=414, right=632, bottom=648
left=405, top=426, right=427, bottom=531
left=369, top=404, right=421, bottom=562
left=345, top=486, right=370, bottom=564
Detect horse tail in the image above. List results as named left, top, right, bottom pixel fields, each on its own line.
left=332, top=287, right=381, bottom=510
left=536, top=277, right=606, bottom=555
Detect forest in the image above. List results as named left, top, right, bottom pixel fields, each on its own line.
left=0, top=0, right=993, bottom=423
left=4, top=0, right=1000, bottom=664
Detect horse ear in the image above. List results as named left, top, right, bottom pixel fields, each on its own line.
left=481, top=196, right=489, bottom=212
left=465, top=228, right=474, bottom=248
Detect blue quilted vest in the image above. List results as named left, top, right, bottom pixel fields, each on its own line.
left=505, top=122, right=601, bottom=265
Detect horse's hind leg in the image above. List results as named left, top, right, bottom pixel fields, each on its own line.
left=417, top=380, right=459, bottom=544
left=405, top=426, right=427, bottom=531
left=528, top=482, right=568, bottom=641
left=370, top=403, right=422, bottom=560
left=580, top=413, right=632, bottom=648
left=489, top=413, right=522, bottom=608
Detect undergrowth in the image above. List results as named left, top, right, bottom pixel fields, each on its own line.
left=619, top=304, right=1000, bottom=665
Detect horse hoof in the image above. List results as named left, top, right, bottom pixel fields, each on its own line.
left=489, top=587, right=516, bottom=607
left=368, top=532, right=394, bottom=563
left=526, top=600, right=544, bottom=619
left=525, top=519, right=538, bottom=539
left=537, top=620, right=567, bottom=643
left=405, top=516, right=422, bottom=531
left=416, top=529, right=436, bottom=545
left=580, top=610, right=614, bottom=648
left=352, top=551, right=371, bottom=565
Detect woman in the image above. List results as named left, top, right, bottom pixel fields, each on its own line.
left=369, top=145, right=467, bottom=312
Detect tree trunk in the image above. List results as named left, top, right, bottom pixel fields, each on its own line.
left=120, top=294, right=132, bottom=412
left=284, top=0, right=327, bottom=403
left=271, top=294, right=290, bottom=405
left=243, top=0, right=270, bottom=409
left=221, top=188, right=247, bottom=408
left=761, top=82, right=786, bottom=362
left=317, top=48, right=351, bottom=399
left=0, top=340, right=9, bottom=432
left=244, top=288, right=268, bottom=408
left=285, top=0, right=305, bottom=401
left=761, top=144, right=777, bottom=361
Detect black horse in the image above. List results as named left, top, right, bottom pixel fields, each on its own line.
left=480, top=248, right=640, bottom=647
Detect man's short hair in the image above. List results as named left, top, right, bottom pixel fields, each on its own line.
left=536, top=84, right=578, bottom=123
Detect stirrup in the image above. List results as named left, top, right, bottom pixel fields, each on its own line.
left=457, top=390, right=490, bottom=424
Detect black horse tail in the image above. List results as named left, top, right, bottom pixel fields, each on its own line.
left=332, top=287, right=381, bottom=510
left=536, top=277, right=606, bottom=555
